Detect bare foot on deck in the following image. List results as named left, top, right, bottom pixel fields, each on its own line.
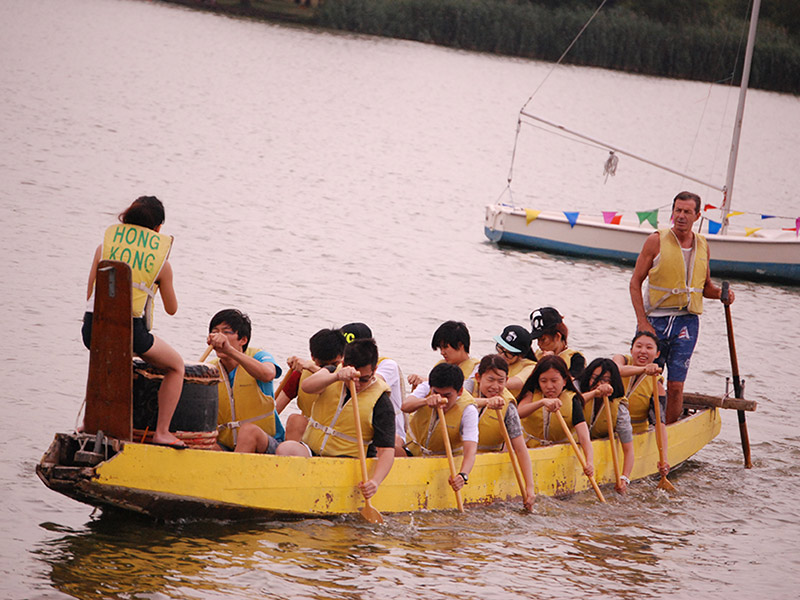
left=152, top=431, right=186, bottom=448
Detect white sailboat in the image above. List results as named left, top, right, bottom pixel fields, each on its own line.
left=484, top=0, right=800, bottom=285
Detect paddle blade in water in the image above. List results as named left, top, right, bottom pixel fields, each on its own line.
left=658, top=475, right=677, bottom=492
left=361, top=503, right=384, bottom=524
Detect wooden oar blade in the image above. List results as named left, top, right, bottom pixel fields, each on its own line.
left=360, top=505, right=384, bottom=524
left=658, top=476, right=677, bottom=492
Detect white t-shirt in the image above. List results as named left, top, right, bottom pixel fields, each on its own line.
left=376, top=358, right=406, bottom=442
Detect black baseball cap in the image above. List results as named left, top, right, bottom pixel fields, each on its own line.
left=529, top=307, right=563, bottom=339
left=493, top=325, right=531, bottom=354
left=340, top=322, right=373, bottom=343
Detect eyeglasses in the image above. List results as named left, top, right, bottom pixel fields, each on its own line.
left=356, top=372, right=374, bottom=384
left=495, top=344, right=519, bottom=359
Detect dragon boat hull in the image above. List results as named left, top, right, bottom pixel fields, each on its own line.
left=37, top=407, right=720, bottom=519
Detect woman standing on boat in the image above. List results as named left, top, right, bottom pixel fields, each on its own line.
left=82, top=196, right=185, bottom=447
left=472, top=354, right=535, bottom=509
left=529, top=307, right=586, bottom=385
left=613, top=331, right=670, bottom=477
left=579, top=358, right=634, bottom=493
left=516, top=355, right=594, bottom=477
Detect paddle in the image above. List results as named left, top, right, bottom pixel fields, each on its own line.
left=495, top=407, right=528, bottom=508
left=722, top=281, right=752, bottom=468
left=552, top=410, right=605, bottom=502
left=347, top=381, right=384, bottom=524
left=437, top=405, right=464, bottom=512
left=602, top=395, right=623, bottom=491
left=199, top=345, right=213, bottom=362
left=651, top=375, right=676, bottom=491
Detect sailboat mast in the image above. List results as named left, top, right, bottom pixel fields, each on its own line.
left=720, top=0, right=761, bottom=234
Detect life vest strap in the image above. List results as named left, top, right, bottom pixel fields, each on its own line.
left=217, top=411, right=274, bottom=432
left=308, top=417, right=371, bottom=446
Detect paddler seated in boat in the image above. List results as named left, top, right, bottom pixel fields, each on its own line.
left=402, top=363, right=478, bottom=493
left=629, top=191, right=733, bottom=423
left=277, top=327, right=346, bottom=443
left=529, top=307, right=586, bottom=387
left=473, top=353, right=536, bottom=509
left=613, top=331, right=670, bottom=477
left=579, top=358, right=634, bottom=493
left=275, top=338, right=396, bottom=501
left=205, top=309, right=285, bottom=454
left=406, top=320, right=479, bottom=397
left=341, top=322, right=408, bottom=457
left=492, top=324, right=537, bottom=395
left=517, top=355, right=595, bottom=478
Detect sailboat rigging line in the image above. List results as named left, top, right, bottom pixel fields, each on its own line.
left=519, top=110, right=725, bottom=193
left=522, top=121, right=610, bottom=153
left=507, top=0, right=610, bottom=186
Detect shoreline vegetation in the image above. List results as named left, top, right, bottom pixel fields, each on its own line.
left=161, top=0, right=799, bottom=95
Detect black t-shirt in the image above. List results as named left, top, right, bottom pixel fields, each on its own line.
left=341, top=389, right=396, bottom=457
left=570, top=395, right=586, bottom=427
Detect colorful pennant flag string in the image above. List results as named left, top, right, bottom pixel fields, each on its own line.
left=564, top=212, right=580, bottom=228
left=636, top=210, right=658, bottom=229
left=745, top=227, right=762, bottom=237
left=525, top=209, right=541, bottom=225
left=761, top=214, right=776, bottom=219
left=602, top=211, right=618, bottom=224
left=707, top=219, right=722, bottom=235
left=703, top=203, right=717, bottom=211
left=726, top=211, right=745, bottom=218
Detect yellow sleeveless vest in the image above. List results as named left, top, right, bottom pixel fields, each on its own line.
left=535, top=348, right=579, bottom=371
left=303, top=376, right=390, bottom=457
left=213, top=347, right=276, bottom=449
left=406, top=391, right=476, bottom=457
left=621, top=355, right=664, bottom=434
left=583, top=395, right=626, bottom=439
left=476, top=388, right=516, bottom=452
left=102, top=223, right=172, bottom=329
left=508, top=358, right=536, bottom=383
left=647, top=228, right=708, bottom=314
left=520, top=390, right=577, bottom=448
left=296, top=368, right=322, bottom=418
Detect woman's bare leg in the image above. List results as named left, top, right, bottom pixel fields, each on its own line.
left=141, top=335, right=185, bottom=446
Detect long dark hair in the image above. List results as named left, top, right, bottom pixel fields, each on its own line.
left=579, top=357, right=625, bottom=400
left=517, top=354, right=579, bottom=402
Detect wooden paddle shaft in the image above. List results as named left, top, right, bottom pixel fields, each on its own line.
left=437, top=405, right=464, bottom=512
left=722, top=281, right=753, bottom=468
left=651, top=375, right=668, bottom=466
left=495, top=408, right=526, bottom=500
left=552, top=410, right=605, bottom=503
left=199, top=345, right=213, bottom=362
left=348, top=381, right=384, bottom=523
left=602, top=396, right=622, bottom=486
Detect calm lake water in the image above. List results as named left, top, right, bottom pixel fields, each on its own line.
left=2, top=0, right=799, bottom=598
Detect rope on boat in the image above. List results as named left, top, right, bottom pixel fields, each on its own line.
left=603, top=151, right=618, bottom=183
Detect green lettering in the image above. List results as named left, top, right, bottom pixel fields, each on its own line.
left=149, top=234, right=160, bottom=250
left=144, top=253, right=155, bottom=272
left=132, top=250, right=144, bottom=271
left=108, top=246, right=118, bottom=260
left=125, top=227, right=137, bottom=244
left=120, top=248, right=132, bottom=264
left=112, top=226, right=125, bottom=244
left=138, top=229, right=150, bottom=248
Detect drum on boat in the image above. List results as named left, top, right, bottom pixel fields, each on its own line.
left=132, top=358, right=220, bottom=448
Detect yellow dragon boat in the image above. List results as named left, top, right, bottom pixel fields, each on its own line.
left=36, top=261, right=751, bottom=519
left=37, top=407, right=721, bottom=519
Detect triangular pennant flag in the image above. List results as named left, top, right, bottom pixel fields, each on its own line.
left=637, top=210, right=658, bottom=228
left=703, top=203, right=717, bottom=211
left=745, top=227, right=761, bottom=237
left=797, top=217, right=800, bottom=236
left=726, top=211, right=745, bottom=218
left=602, top=211, right=617, bottom=224
left=525, top=209, right=541, bottom=225
left=761, top=214, right=776, bottom=219
left=611, top=214, right=622, bottom=225
left=564, top=211, right=579, bottom=228
left=707, top=219, right=722, bottom=235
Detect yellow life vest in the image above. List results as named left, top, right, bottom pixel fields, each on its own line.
left=520, top=389, right=578, bottom=448
left=296, top=368, right=321, bottom=418
left=535, top=348, right=580, bottom=372
left=508, top=358, right=536, bottom=385
left=101, top=223, right=172, bottom=329
left=303, top=376, right=390, bottom=457
left=406, top=391, right=476, bottom=457
left=583, top=395, right=627, bottom=439
left=621, top=355, right=664, bottom=434
left=212, top=347, right=276, bottom=449
left=476, top=388, right=516, bottom=452
left=647, top=228, right=708, bottom=315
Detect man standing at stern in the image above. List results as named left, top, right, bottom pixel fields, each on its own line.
left=630, top=191, right=734, bottom=423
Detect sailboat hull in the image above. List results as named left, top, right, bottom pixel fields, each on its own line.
left=485, top=205, right=800, bottom=284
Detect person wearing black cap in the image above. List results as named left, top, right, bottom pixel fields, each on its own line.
left=529, top=307, right=586, bottom=384
left=341, top=322, right=408, bottom=457
left=492, top=325, right=536, bottom=394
